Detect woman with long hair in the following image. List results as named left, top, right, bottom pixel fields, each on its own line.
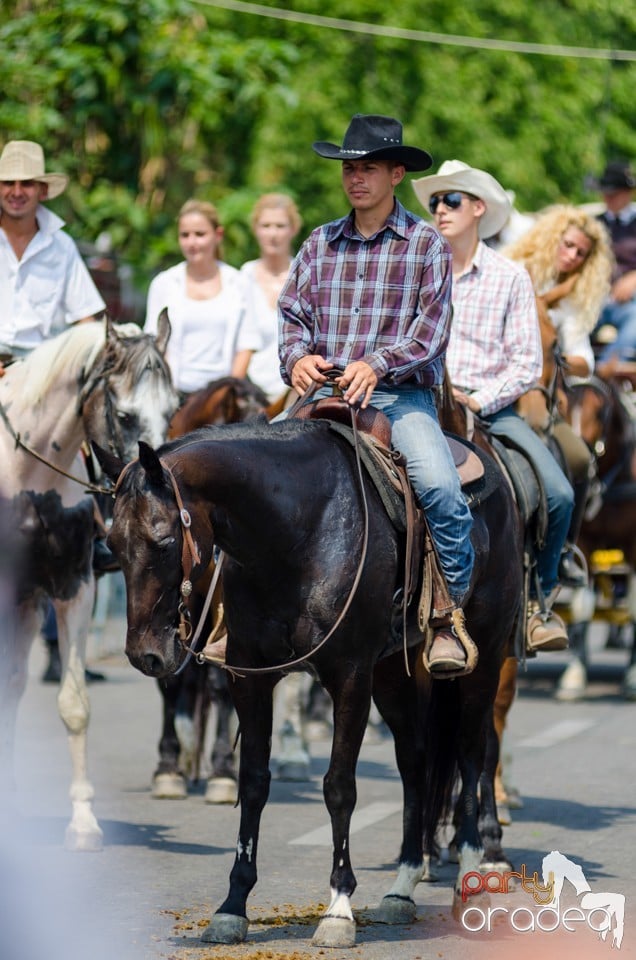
left=503, top=205, right=614, bottom=581
left=145, top=199, right=257, bottom=395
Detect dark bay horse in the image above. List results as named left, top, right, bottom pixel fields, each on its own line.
left=557, top=365, right=636, bottom=700
left=99, top=413, right=522, bottom=948
left=0, top=315, right=177, bottom=850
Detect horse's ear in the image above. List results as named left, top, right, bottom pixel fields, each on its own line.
left=103, top=312, right=118, bottom=341
left=154, top=309, right=171, bottom=356
left=138, top=440, right=165, bottom=487
left=92, top=441, right=125, bottom=483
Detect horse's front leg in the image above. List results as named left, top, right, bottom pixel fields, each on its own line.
left=312, top=671, right=372, bottom=949
left=372, top=652, right=424, bottom=923
left=54, top=581, right=103, bottom=851
left=201, top=675, right=276, bottom=945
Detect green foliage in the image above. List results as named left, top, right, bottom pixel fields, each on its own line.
left=2, top=0, right=635, bottom=295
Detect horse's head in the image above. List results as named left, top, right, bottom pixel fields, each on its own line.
left=97, top=439, right=214, bottom=678
left=80, top=312, right=179, bottom=462
left=168, top=376, right=270, bottom=438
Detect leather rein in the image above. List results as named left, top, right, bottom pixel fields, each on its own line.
left=143, top=385, right=372, bottom=679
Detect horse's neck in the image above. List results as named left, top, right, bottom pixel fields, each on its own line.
left=0, top=366, right=86, bottom=483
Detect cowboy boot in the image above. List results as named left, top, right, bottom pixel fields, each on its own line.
left=423, top=609, right=479, bottom=679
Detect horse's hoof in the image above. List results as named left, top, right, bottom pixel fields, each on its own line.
left=376, top=895, right=417, bottom=924
left=277, top=761, right=311, bottom=782
left=204, top=776, right=238, bottom=804
left=152, top=772, right=187, bottom=800
left=201, top=912, right=249, bottom=943
left=555, top=659, right=587, bottom=701
left=312, top=916, right=356, bottom=948
left=64, top=824, right=103, bottom=852
left=497, top=801, right=512, bottom=826
left=452, top=889, right=490, bottom=924
left=621, top=664, right=636, bottom=701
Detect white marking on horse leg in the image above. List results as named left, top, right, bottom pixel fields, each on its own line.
left=456, top=843, right=484, bottom=895
left=385, top=862, right=423, bottom=899
left=237, top=836, right=254, bottom=862
left=326, top=888, right=354, bottom=922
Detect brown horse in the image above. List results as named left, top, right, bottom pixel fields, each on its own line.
left=556, top=364, right=636, bottom=700
left=168, top=376, right=270, bottom=437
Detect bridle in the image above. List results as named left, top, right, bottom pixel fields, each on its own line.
left=0, top=342, right=135, bottom=496
left=125, top=386, right=372, bottom=679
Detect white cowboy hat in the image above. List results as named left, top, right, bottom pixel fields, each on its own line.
left=411, top=159, right=511, bottom=239
left=0, top=140, right=68, bottom=199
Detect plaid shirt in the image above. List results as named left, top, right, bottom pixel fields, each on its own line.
left=278, top=200, right=452, bottom=387
left=446, top=241, right=542, bottom=416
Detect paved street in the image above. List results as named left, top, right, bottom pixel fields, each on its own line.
left=4, top=600, right=636, bottom=960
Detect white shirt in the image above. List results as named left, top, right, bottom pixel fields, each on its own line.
left=538, top=287, right=595, bottom=376
left=240, top=259, right=288, bottom=401
left=145, top=260, right=258, bottom=393
left=0, top=205, right=105, bottom=355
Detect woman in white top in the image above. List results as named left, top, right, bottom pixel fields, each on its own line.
left=241, top=193, right=302, bottom=401
left=503, top=204, right=613, bottom=568
left=145, top=199, right=257, bottom=394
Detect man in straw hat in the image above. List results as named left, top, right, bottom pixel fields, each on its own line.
left=0, top=140, right=112, bottom=679
left=278, top=114, right=476, bottom=677
left=0, top=140, right=105, bottom=369
left=412, top=160, right=574, bottom=651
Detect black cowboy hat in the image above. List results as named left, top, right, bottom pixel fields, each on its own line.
left=312, top=114, right=432, bottom=172
left=596, top=160, right=636, bottom=191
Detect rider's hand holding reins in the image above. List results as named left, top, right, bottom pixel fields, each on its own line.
left=291, top=355, right=334, bottom=393
left=337, top=360, right=378, bottom=409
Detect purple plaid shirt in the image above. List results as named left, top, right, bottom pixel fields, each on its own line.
left=278, top=200, right=452, bottom=387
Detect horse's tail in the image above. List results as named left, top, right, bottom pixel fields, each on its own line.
left=420, top=673, right=461, bottom=852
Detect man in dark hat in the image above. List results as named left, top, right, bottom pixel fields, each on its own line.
left=278, top=114, right=476, bottom=677
left=594, top=160, right=636, bottom=364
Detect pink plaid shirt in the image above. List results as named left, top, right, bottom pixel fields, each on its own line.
left=446, top=241, right=542, bottom=416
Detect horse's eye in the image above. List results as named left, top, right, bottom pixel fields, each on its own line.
left=157, top=536, right=177, bottom=550
left=116, top=411, right=135, bottom=428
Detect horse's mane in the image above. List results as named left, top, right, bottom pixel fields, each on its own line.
left=159, top=417, right=323, bottom=456
left=19, top=321, right=144, bottom=406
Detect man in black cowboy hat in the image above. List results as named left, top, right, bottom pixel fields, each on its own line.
left=594, top=159, right=636, bottom=364
left=278, top=114, right=476, bottom=678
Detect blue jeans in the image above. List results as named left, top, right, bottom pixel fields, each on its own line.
left=371, top=385, right=474, bottom=605
left=597, top=298, right=636, bottom=362
left=285, top=384, right=474, bottom=605
left=486, top=405, right=573, bottom=595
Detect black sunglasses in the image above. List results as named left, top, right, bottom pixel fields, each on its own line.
left=428, top=191, right=467, bottom=214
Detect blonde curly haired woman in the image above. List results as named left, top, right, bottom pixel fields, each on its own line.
left=503, top=205, right=614, bottom=583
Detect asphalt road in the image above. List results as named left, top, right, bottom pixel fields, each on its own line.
left=5, top=614, right=636, bottom=960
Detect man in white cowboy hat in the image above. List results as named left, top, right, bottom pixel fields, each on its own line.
left=279, top=114, right=476, bottom=677
left=412, top=160, right=574, bottom=650
left=0, top=139, right=105, bottom=370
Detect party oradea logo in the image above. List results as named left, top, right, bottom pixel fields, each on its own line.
left=461, top=850, right=625, bottom=948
